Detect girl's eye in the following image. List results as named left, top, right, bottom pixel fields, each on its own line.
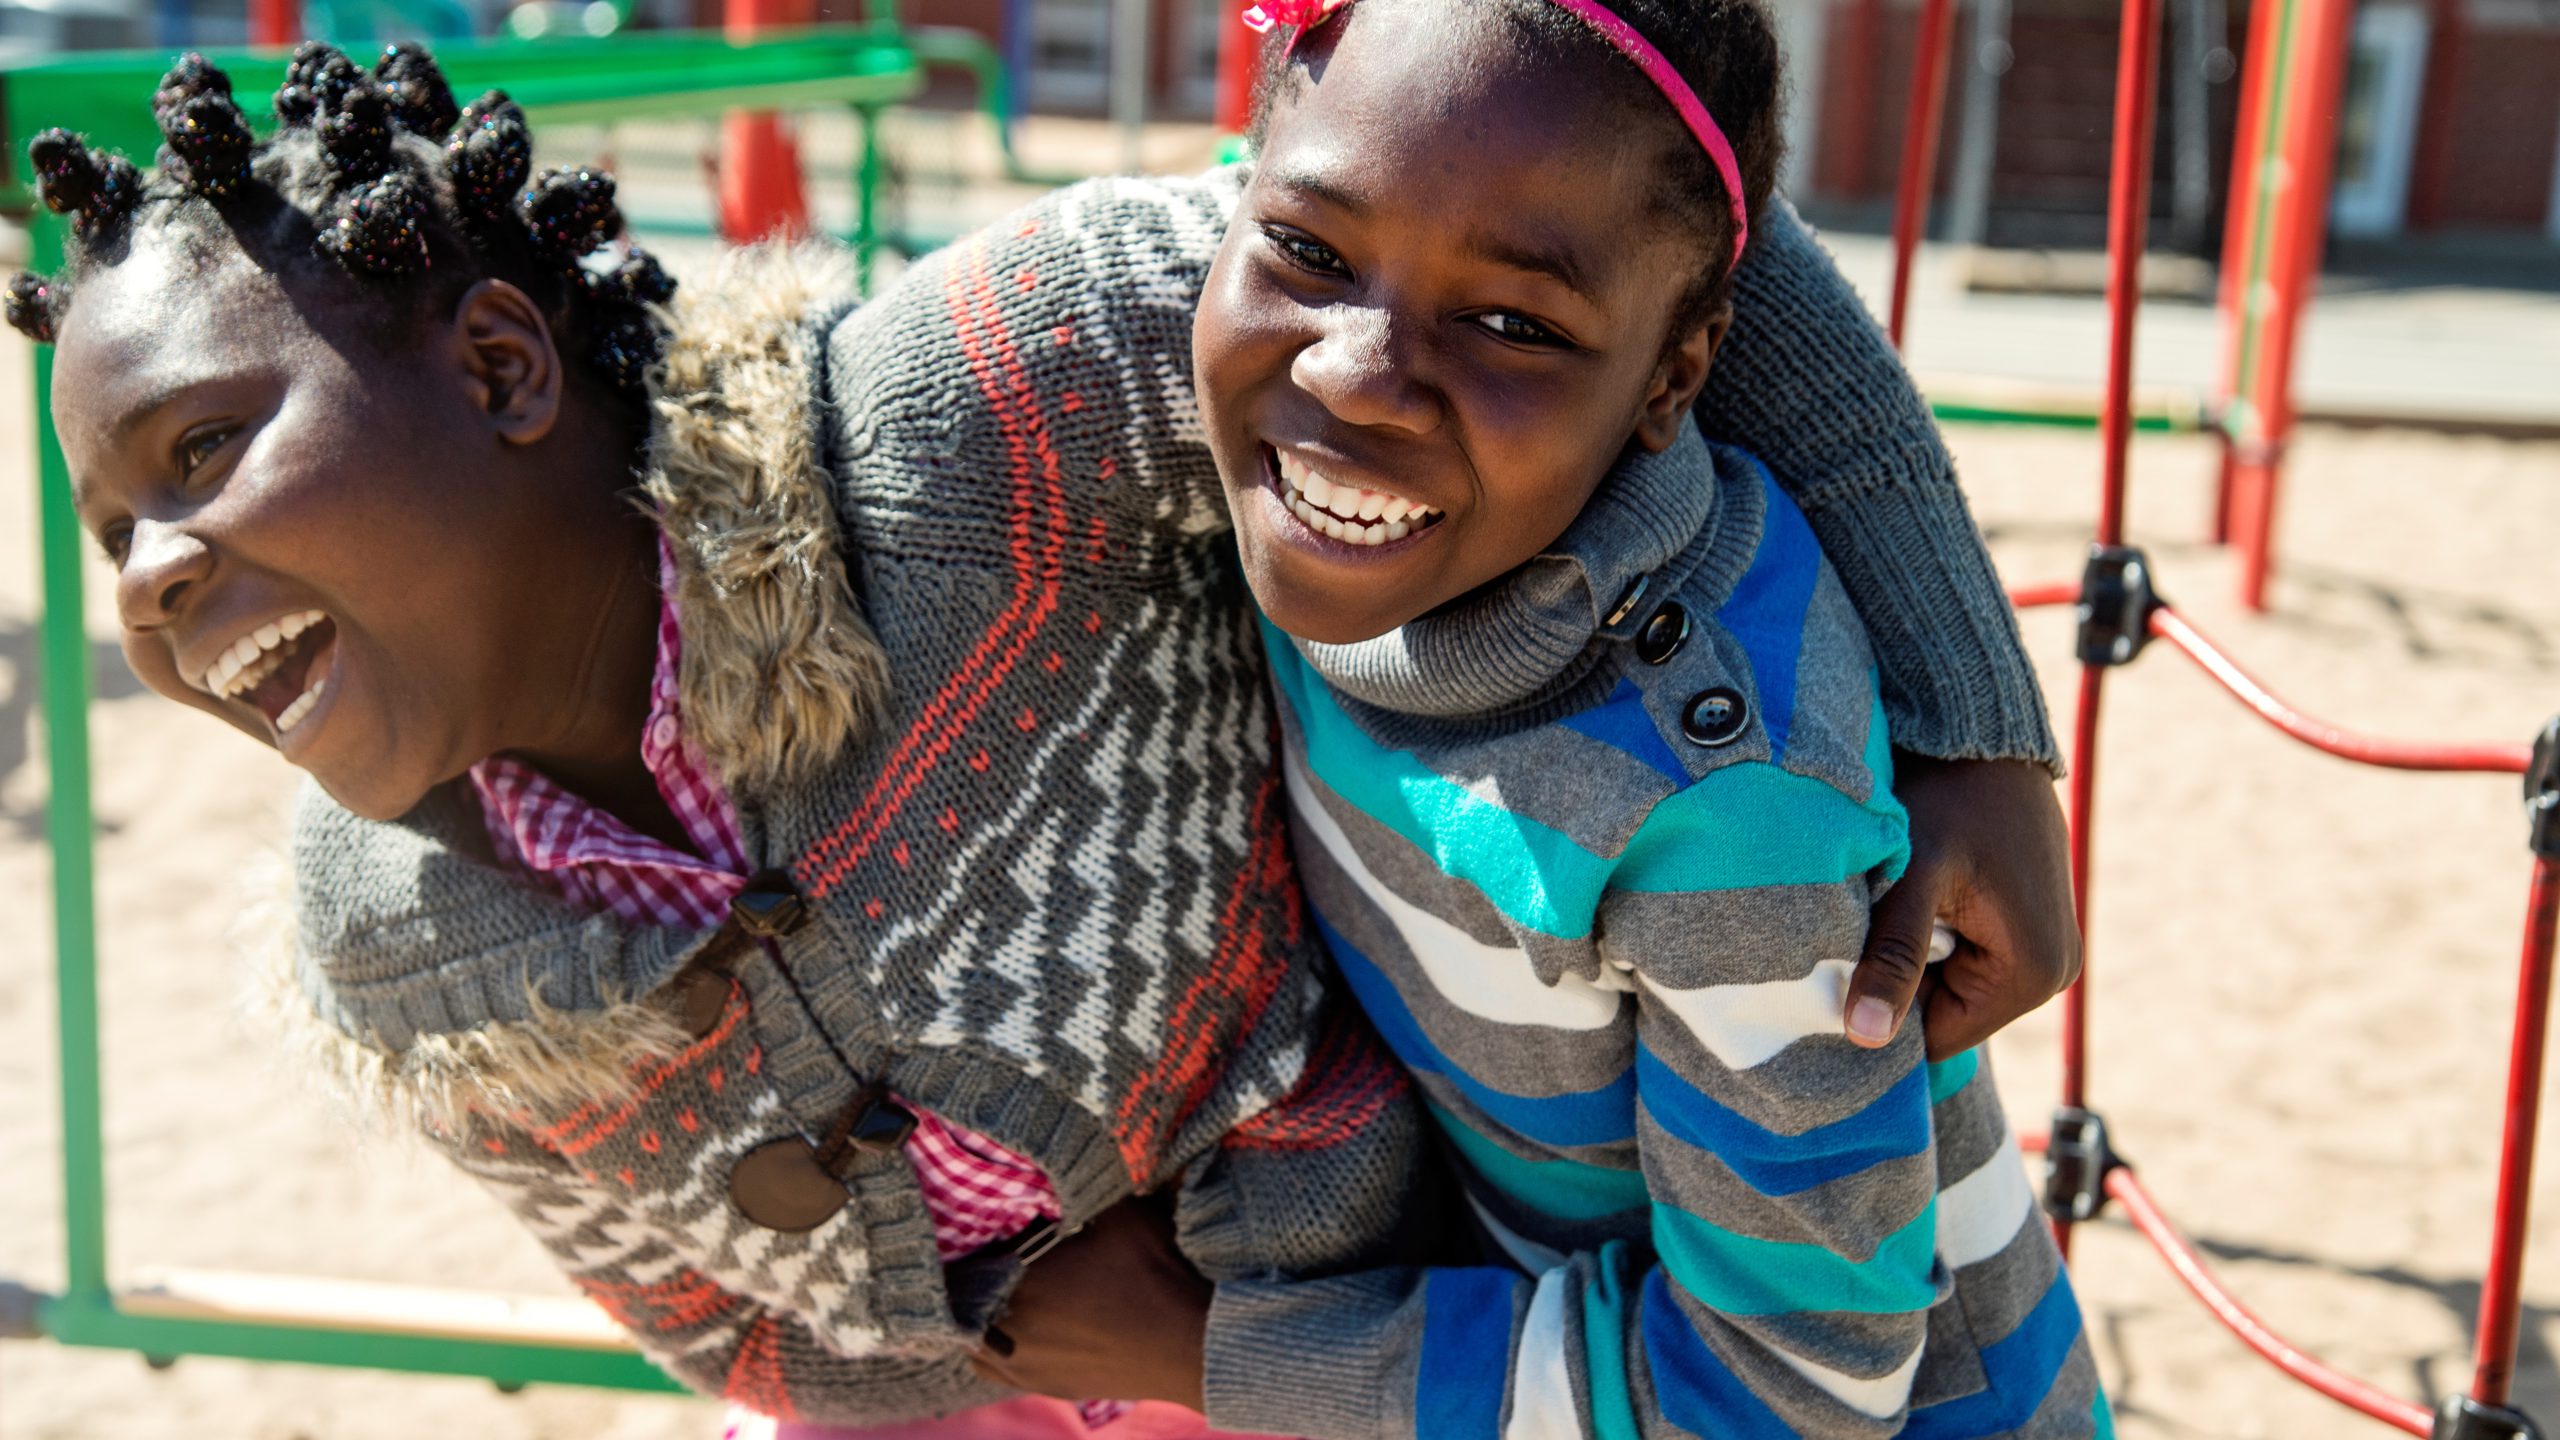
left=1473, top=312, right=1568, bottom=348
left=1261, top=225, right=1350, bottom=279
left=177, top=426, right=235, bottom=480
left=99, top=521, right=133, bottom=566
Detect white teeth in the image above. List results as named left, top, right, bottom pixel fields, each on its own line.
left=202, top=609, right=328, bottom=696
left=1299, top=470, right=1336, bottom=509
left=1360, top=525, right=1386, bottom=547
left=1386, top=520, right=1412, bottom=541
left=1381, top=497, right=1410, bottom=524
left=276, top=677, right=327, bottom=735
left=1356, top=492, right=1387, bottom=521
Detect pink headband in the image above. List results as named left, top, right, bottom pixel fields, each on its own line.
left=1241, top=0, right=1750, bottom=271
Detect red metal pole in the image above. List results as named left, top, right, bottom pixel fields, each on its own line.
left=2225, top=0, right=2355, bottom=613
left=2210, top=0, right=2281, bottom=544
left=718, top=0, right=813, bottom=241
left=250, top=0, right=297, bottom=46
left=1214, top=0, right=1263, bottom=135
left=2469, top=857, right=2560, bottom=1407
left=1886, top=0, right=1960, bottom=350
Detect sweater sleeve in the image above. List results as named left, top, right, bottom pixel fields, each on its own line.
left=1696, top=201, right=2060, bottom=772
left=436, top=1120, right=1019, bottom=1427
left=1201, top=772, right=1942, bottom=1440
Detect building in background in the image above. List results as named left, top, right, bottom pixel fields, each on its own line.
left=1782, top=0, right=2560, bottom=251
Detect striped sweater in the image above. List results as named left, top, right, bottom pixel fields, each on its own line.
left=1200, top=430, right=2109, bottom=1439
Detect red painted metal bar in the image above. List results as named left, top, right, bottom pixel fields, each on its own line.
left=2469, top=857, right=2560, bottom=1407
left=1885, top=0, right=1959, bottom=350
left=2106, top=1162, right=2436, bottom=1435
left=718, top=0, right=815, bottom=239
left=2223, top=0, right=2355, bottom=613
left=1213, top=0, right=1262, bottom=134
left=2148, top=607, right=2536, bottom=775
left=2210, top=0, right=2282, bottom=545
left=250, top=0, right=297, bottom=46
left=2006, top=581, right=2080, bottom=612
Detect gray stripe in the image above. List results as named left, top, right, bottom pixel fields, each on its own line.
left=1637, top=1106, right=1936, bottom=1258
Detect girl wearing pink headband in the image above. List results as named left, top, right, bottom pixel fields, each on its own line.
left=983, top=0, right=2105, bottom=1434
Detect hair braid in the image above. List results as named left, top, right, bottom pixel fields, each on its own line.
left=6, top=43, right=674, bottom=393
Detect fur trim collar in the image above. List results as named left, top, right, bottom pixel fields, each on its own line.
left=642, top=240, right=890, bottom=795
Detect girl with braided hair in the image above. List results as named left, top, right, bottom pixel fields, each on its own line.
left=14, top=32, right=2082, bottom=1440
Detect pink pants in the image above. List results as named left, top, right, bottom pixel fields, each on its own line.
left=724, top=1398, right=1297, bottom=1440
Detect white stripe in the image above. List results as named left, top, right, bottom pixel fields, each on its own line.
left=1769, top=1337, right=1924, bottom=1420
left=1466, top=1189, right=1568, bottom=1274
left=1283, top=758, right=1624, bottom=1032
left=1937, top=1126, right=2037, bottom=1270
left=1504, top=1269, right=1588, bottom=1440
left=1633, top=959, right=1857, bottom=1072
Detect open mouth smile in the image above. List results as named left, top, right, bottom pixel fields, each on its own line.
left=1267, top=446, right=1447, bottom=549
left=201, top=609, right=340, bottom=741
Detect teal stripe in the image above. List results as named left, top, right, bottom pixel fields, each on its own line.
left=1654, top=1199, right=1940, bottom=1316
left=1581, top=1242, right=1642, bottom=1440
left=2093, top=1388, right=2117, bottom=1439
left=1430, top=1102, right=1649, bottom=1223
left=1862, top=687, right=1900, bottom=817
left=1611, top=748, right=1910, bottom=896
left=1264, top=623, right=1610, bottom=939
left=1929, top=1048, right=1980, bottom=1106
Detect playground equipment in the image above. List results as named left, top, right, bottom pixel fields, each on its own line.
left=0, top=32, right=933, bottom=1393
left=1882, top=1, right=2560, bottom=1436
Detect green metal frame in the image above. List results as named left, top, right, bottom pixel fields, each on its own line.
left=3, top=29, right=933, bottom=1397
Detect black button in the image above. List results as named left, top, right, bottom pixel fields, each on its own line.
left=1603, top=576, right=1651, bottom=628
left=675, top=967, right=733, bottom=1039
left=1681, top=687, right=1750, bottom=747
left=729, top=1137, right=850, bottom=1232
left=844, top=1096, right=918, bottom=1155
left=1637, top=604, right=1690, bottom=665
left=729, top=870, right=807, bottom=938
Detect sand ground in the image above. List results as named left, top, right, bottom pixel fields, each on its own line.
left=1, top=285, right=2556, bottom=1435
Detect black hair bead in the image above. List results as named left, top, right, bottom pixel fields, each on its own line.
left=274, top=83, right=319, bottom=128
left=152, top=52, right=233, bottom=121
left=375, top=42, right=460, bottom=140
left=29, top=129, right=139, bottom=235
left=318, top=80, right=396, bottom=183
left=316, top=170, right=431, bottom=276
left=588, top=247, right=676, bottom=308
left=517, top=166, right=621, bottom=265
left=161, top=92, right=256, bottom=200
left=445, top=90, right=531, bottom=227
left=6, top=273, right=57, bottom=344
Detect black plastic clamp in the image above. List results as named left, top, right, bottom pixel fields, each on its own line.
left=2434, top=1394, right=2545, bottom=1440
left=2527, top=716, right=2559, bottom=862
left=2075, top=545, right=2163, bottom=669
left=2042, top=1105, right=2125, bottom=1224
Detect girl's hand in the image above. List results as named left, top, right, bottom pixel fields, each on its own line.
left=1845, top=754, right=2081, bottom=1060
left=968, top=1195, right=1211, bottom=1411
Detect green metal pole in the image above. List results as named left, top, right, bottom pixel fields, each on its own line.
left=855, top=100, right=882, bottom=295
left=30, top=208, right=111, bottom=1309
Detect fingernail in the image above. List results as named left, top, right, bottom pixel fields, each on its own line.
left=1849, top=997, right=1897, bottom=1044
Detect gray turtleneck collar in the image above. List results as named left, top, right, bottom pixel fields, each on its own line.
left=1292, top=421, right=1765, bottom=724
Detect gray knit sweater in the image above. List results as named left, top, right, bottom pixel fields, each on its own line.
left=281, top=168, right=2053, bottom=1425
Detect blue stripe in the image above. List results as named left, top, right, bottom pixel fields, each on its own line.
left=1418, top=1268, right=1521, bottom=1440
left=1930, top=1048, right=1981, bottom=1105
left=1430, top=1102, right=1651, bottom=1223
left=1558, top=678, right=1690, bottom=786
left=1582, top=1243, right=1643, bottom=1440
left=1317, top=910, right=1636, bottom=1148
left=1714, top=456, right=1820, bottom=763
left=1654, top=1198, right=1941, bottom=1317
left=1638, top=1046, right=1931, bottom=1196
left=1266, top=624, right=1610, bottom=938
left=1639, top=1270, right=1798, bottom=1440
left=1901, top=1275, right=2088, bottom=1437
left=1609, top=757, right=1911, bottom=895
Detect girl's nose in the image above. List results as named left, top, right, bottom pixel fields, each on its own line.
left=116, top=519, right=213, bottom=629
left=1289, top=308, right=1442, bottom=435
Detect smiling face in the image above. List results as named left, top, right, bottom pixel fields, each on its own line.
left=51, top=230, right=655, bottom=820
left=1195, top=0, right=1729, bottom=647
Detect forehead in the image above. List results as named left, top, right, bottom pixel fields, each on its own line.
left=1271, top=2, right=1655, bottom=206
left=51, top=234, right=325, bottom=476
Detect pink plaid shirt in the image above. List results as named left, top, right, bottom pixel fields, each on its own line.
left=469, top=559, right=1061, bottom=1262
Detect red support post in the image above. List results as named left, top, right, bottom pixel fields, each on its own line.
left=2469, top=858, right=2560, bottom=1408
left=2222, top=0, right=2355, bottom=613
left=1886, top=0, right=1960, bottom=350
left=251, top=0, right=297, bottom=47
left=2210, top=0, right=2280, bottom=544
left=719, top=0, right=814, bottom=242
left=1214, top=0, right=1263, bottom=135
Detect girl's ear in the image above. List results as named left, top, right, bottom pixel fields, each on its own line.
left=1633, top=306, right=1732, bottom=454
left=451, top=278, right=562, bottom=447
